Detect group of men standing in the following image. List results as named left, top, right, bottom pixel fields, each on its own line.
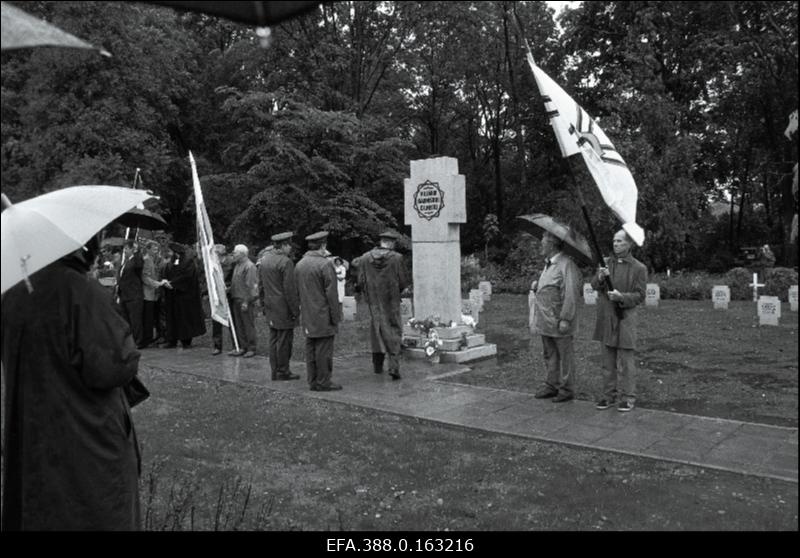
left=213, top=229, right=408, bottom=392
left=529, top=228, right=648, bottom=412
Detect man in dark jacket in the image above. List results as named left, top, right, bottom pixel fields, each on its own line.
left=354, top=230, right=409, bottom=380
left=590, top=229, right=647, bottom=412
left=259, top=232, right=301, bottom=380
left=1, top=239, right=142, bottom=530
left=117, top=239, right=145, bottom=348
left=162, top=243, right=207, bottom=348
left=295, top=231, right=342, bottom=391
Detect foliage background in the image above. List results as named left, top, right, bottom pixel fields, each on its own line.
left=1, top=1, right=797, bottom=270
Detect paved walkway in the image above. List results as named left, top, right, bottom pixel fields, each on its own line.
left=140, top=349, right=798, bottom=483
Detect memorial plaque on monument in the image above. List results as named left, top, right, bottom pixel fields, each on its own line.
left=478, top=281, right=492, bottom=302
left=789, top=285, right=798, bottom=312
left=645, top=283, right=660, bottom=307
left=757, top=296, right=781, bottom=326
left=342, top=296, right=356, bottom=321
left=469, top=289, right=484, bottom=313
left=712, top=285, right=730, bottom=310
left=583, top=283, right=597, bottom=305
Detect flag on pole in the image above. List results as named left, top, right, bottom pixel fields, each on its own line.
left=190, top=151, right=232, bottom=327
left=526, top=51, right=645, bottom=246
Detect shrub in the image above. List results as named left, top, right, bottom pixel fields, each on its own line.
left=461, top=254, right=482, bottom=295
left=763, top=267, right=799, bottom=301
left=654, top=272, right=716, bottom=300
left=725, top=267, right=756, bottom=300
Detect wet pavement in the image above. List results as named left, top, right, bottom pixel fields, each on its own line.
left=140, top=348, right=798, bottom=483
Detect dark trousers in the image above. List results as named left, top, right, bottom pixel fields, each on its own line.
left=269, top=327, right=294, bottom=379
left=212, top=320, right=232, bottom=351
left=541, top=335, right=576, bottom=397
left=372, top=352, right=399, bottom=374
left=121, top=298, right=144, bottom=347
left=155, top=298, right=166, bottom=341
left=305, top=335, right=335, bottom=389
left=142, top=300, right=157, bottom=346
left=230, top=298, right=257, bottom=352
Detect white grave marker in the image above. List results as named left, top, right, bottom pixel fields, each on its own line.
left=711, top=285, right=730, bottom=310
left=749, top=272, right=765, bottom=302
left=461, top=299, right=479, bottom=325
left=583, top=283, right=597, bottom=305
left=645, top=283, right=660, bottom=307
left=789, top=285, right=798, bottom=312
left=342, top=296, right=357, bottom=321
left=469, top=289, right=484, bottom=313
left=478, top=281, right=492, bottom=302
left=757, top=296, right=781, bottom=326
left=400, top=298, right=414, bottom=323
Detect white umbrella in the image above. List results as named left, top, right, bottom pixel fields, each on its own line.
left=0, top=1, right=110, bottom=55
left=1, top=186, right=156, bottom=294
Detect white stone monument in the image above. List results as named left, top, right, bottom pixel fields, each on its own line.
left=757, top=296, right=781, bottom=326
left=583, top=283, right=597, bottom=305
left=645, top=283, right=660, bottom=307
left=403, top=157, right=496, bottom=363
left=789, top=285, right=798, bottom=312
left=478, top=281, right=492, bottom=302
left=342, top=295, right=357, bottom=321
left=711, top=285, right=730, bottom=310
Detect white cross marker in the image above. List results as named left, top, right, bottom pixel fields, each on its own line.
left=749, top=273, right=765, bottom=302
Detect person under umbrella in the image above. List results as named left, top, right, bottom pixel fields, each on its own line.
left=1, top=235, right=142, bottom=530
left=161, top=242, right=206, bottom=348
left=116, top=239, right=146, bottom=348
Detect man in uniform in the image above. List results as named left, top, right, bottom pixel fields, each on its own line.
left=295, top=231, right=342, bottom=391
left=591, top=229, right=647, bottom=412
left=259, top=232, right=300, bottom=381
left=354, top=230, right=409, bottom=380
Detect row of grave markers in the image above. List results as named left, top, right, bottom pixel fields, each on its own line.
left=341, top=281, right=494, bottom=325
left=582, top=282, right=798, bottom=326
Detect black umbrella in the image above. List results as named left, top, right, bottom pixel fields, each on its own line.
left=144, top=1, right=321, bottom=26
left=114, top=207, right=167, bottom=231
left=516, top=214, right=594, bottom=267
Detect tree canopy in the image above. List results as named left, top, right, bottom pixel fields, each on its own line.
left=2, top=1, right=797, bottom=268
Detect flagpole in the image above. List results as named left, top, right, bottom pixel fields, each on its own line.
left=513, top=10, right=624, bottom=318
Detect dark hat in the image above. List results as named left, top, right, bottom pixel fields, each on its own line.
left=379, top=229, right=400, bottom=240
left=305, top=231, right=329, bottom=242
left=271, top=231, right=294, bottom=242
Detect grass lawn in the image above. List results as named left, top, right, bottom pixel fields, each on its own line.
left=130, top=295, right=798, bottom=530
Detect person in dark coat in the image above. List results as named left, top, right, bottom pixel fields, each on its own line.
left=295, top=231, right=342, bottom=391
left=228, top=244, right=259, bottom=358
left=259, top=232, right=301, bottom=381
left=590, top=229, right=647, bottom=412
left=117, top=239, right=145, bottom=348
left=162, top=242, right=207, bottom=348
left=1, top=238, right=142, bottom=530
left=354, top=230, right=409, bottom=380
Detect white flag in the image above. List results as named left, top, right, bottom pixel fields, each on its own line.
left=527, top=52, right=645, bottom=246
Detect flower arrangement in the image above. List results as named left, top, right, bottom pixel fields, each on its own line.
left=406, top=315, right=450, bottom=363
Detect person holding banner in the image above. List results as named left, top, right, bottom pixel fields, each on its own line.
left=259, top=232, right=301, bottom=380
left=211, top=244, right=235, bottom=355
left=591, top=230, right=647, bottom=412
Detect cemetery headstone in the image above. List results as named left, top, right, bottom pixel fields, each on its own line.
left=469, top=288, right=484, bottom=313
left=461, top=299, right=479, bottom=325
left=757, top=296, right=781, bottom=326
left=342, top=295, right=357, bottom=321
left=478, top=281, right=492, bottom=302
left=645, top=283, right=660, bottom=307
left=400, top=298, right=413, bottom=324
left=789, top=285, right=798, bottom=312
left=711, top=285, right=730, bottom=310
left=583, top=283, right=597, bottom=305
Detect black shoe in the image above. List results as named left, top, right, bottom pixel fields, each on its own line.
left=275, top=373, right=300, bottom=381
left=389, top=370, right=401, bottom=381
left=315, top=383, right=342, bottom=391
left=595, top=398, right=615, bottom=410
left=160, top=342, right=177, bottom=349
left=534, top=388, right=558, bottom=399
left=552, top=393, right=574, bottom=403
left=211, top=348, right=221, bottom=356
